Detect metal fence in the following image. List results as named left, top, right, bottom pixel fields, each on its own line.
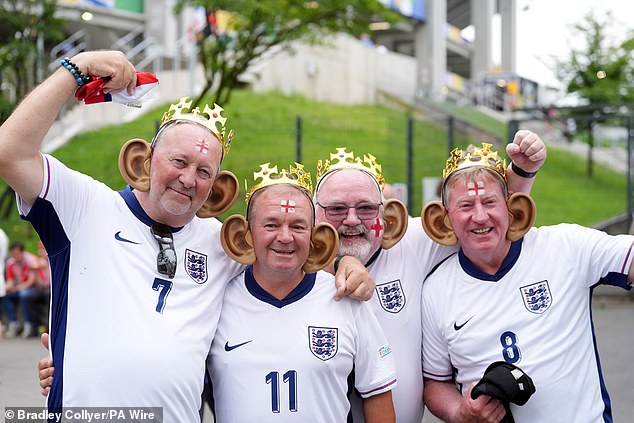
left=508, top=105, right=634, bottom=232
left=244, top=112, right=503, bottom=216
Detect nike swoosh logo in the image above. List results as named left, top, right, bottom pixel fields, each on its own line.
left=453, top=317, right=473, bottom=331
left=224, top=340, right=253, bottom=351
left=114, top=231, right=141, bottom=245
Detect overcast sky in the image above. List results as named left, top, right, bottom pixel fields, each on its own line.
left=513, top=0, right=633, bottom=88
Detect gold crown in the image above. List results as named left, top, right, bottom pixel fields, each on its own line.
left=316, top=148, right=384, bottom=187
left=159, top=97, right=234, bottom=156
left=442, top=143, right=506, bottom=181
left=245, top=162, right=313, bottom=204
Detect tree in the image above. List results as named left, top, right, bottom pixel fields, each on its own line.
left=175, top=0, right=400, bottom=107
left=555, top=11, right=634, bottom=105
left=0, top=0, right=65, bottom=123
left=0, top=0, right=64, bottom=218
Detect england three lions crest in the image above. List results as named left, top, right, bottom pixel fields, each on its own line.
left=185, top=249, right=208, bottom=284
left=520, top=280, right=552, bottom=314
left=376, top=279, right=406, bottom=313
left=308, top=326, right=338, bottom=361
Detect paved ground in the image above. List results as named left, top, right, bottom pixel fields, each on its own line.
left=1, top=296, right=633, bottom=422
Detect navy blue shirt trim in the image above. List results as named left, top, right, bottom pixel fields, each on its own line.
left=23, top=197, right=70, bottom=417
left=365, top=248, right=382, bottom=268
left=458, top=238, right=523, bottom=282
left=119, top=185, right=184, bottom=232
left=597, top=272, right=632, bottom=290
left=244, top=265, right=316, bottom=308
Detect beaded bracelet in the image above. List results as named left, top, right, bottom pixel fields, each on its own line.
left=60, top=57, right=93, bottom=87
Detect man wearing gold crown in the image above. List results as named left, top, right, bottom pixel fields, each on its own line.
left=208, top=162, right=397, bottom=422
left=0, top=51, right=373, bottom=422
left=420, top=144, right=634, bottom=423
left=313, top=135, right=546, bottom=423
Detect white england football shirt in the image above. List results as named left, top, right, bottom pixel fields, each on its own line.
left=20, top=154, right=243, bottom=423
left=422, top=224, right=634, bottom=423
left=350, top=217, right=455, bottom=423
left=209, top=267, right=397, bottom=422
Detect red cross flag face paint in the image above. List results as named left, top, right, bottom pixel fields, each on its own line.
left=195, top=139, right=209, bottom=155
left=467, top=181, right=486, bottom=196
left=281, top=199, right=296, bottom=213
left=371, top=217, right=384, bottom=237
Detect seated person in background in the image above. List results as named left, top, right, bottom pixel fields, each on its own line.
left=0, top=227, right=7, bottom=337
left=3, top=241, right=38, bottom=338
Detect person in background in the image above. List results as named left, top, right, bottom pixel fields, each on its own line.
left=0, top=226, right=8, bottom=337
left=3, top=241, right=39, bottom=338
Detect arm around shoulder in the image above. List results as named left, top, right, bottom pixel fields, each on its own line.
left=333, top=255, right=375, bottom=301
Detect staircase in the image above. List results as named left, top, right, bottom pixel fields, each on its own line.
left=48, top=29, right=90, bottom=72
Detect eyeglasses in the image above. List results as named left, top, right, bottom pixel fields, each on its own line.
left=151, top=223, right=177, bottom=279
left=316, top=202, right=382, bottom=221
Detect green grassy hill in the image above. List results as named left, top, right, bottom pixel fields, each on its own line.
left=0, top=89, right=627, bottom=250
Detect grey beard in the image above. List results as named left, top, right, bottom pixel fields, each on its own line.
left=337, top=224, right=373, bottom=263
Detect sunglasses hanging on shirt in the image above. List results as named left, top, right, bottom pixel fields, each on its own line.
left=151, top=223, right=177, bottom=279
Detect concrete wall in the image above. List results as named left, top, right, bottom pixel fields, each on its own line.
left=42, top=32, right=423, bottom=153
left=42, top=33, right=420, bottom=153
left=250, top=33, right=418, bottom=105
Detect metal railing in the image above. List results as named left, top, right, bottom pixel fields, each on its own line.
left=112, top=28, right=144, bottom=54
left=127, top=36, right=158, bottom=71
left=48, top=29, right=89, bottom=72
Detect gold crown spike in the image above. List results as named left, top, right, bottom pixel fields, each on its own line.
left=442, top=143, right=506, bottom=181
left=245, top=162, right=313, bottom=204
left=316, top=147, right=385, bottom=187
left=159, top=97, right=234, bottom=156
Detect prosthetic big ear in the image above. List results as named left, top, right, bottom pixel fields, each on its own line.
left=197, top=170, right=239, bottom=218
left=421, top=200, right=458, bottom=246
left=506, top=192, right=536, bottom=241
left=119, top=139, right=152, bottom=191
left=220, top=215, right=256, bottom=265
left=303, top=223, right=339, bottom=273
left=382, top=199, right=408, bottom=249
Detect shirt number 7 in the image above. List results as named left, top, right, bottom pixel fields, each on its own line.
left=152, top=278, right=173, bottom=313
